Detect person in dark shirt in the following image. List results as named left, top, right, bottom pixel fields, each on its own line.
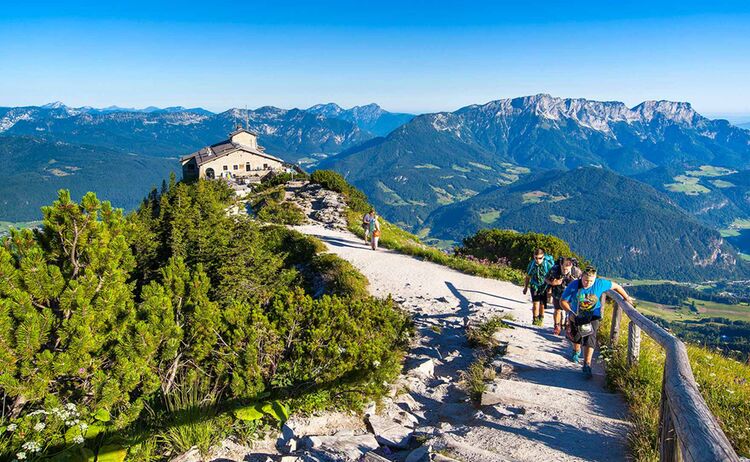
left=545, top=257, right=582, bottom=336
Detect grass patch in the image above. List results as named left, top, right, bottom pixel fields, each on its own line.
left=460, top=359, right=492, bottom=403
left=664, top=175, right=711, bottom=195
left=599, top=304, right=750, bottom=460
left=430, top=185, right=455, bottom=205
left=685, top=165, right=737, bottom=177
left=468, top=162, right=493, bottom=170
left=549, top=214, right=578, bottom=225
left=479, top=210, right=502, bottom=224
left=376, top=181, right=409, bottom=206
left=710, top=179, right=735, bottom=188
left=636, top=298, right=750, bottom=323
left=466, top=315, right=513, bottom=350
left=522, top=191, right=568, bottom=204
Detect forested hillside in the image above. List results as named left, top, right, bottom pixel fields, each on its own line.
left=424, top=168, right=749, bottom=281
left=0, top=135, right=176, bottom=221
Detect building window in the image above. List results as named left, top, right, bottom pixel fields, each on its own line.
left=263, top=163, right=269, bottom=169
left=223, top=165, right=228, bottom=171
left=246, top=162, right=251, bottom=171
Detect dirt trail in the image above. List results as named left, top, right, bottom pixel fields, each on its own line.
left=294, top=222, right=630, bottom=462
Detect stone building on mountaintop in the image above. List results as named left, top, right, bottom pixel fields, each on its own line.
left=180, top=127, right=292, bottom=183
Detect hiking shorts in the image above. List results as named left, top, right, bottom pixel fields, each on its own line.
left=569, top=319, right=600, bottom=347
left=529, top=287, right=547, bottom=303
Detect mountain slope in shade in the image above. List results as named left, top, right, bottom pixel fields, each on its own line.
left=0, top=135, right=177, bottom=221
left=320, top=94, right=750, bottom=230
left=423, top=167, right=748, bottom=281
left=307, top=103, right=414, bottom=136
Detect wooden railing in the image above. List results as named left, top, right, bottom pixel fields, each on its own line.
left=605, top=291, right=740, bottom=462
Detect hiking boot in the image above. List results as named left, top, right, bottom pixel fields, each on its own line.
left=583, top=364, right=593, bottom=379
left=571, top=351, right=581, bottom=363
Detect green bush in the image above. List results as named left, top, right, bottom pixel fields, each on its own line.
left=257, top=201, right=306, bottom=225
left=310, top=253, right=369, bottom=299
left=466, top=315, right=513, bottom=350
left=262, top=225, right=327, bottom=265
left=458, top=228, right=585, bottom=271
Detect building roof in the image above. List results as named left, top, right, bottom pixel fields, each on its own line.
left=180, top=135, right=285, bottom=167
left=230, top=126, right=259, bottom=137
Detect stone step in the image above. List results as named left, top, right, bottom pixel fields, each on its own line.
left=481, top=378, right=627, bottom=422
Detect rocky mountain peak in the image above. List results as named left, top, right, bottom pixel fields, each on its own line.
left=632, top=100, right=700, bottom=125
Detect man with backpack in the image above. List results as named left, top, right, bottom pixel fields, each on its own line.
left=361, top=210, right=373, bottom=244
left=560, top=266, right=632, bottom=378
left=523, top=248, right=554, bottom=326
left=546, top=257, right=582, bottom=335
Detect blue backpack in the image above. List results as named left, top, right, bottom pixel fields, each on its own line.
left=527, top=254, right=554, bottom=290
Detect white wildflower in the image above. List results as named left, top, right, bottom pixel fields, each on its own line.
left=79, top=423, right=88, bottom=432
left=33, top=422, right=46, bottom=432
left=372, top=360, right=381, bottom=368
left=28, top=410, right=48, bottom=416
left=16, top=452, right=27, bottom=460
left=338, top=346, right=346, bottom=354
left=65, top=403, right=77, bottom=411
left=22, top=442, right=42, bottom=453
left=65, top=420, right=76, bottom=427
left=73, top=435, right=85, bottom=444
left=7, top=423, right=17, bottom=431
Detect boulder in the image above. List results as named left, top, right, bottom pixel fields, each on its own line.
left=169, top=447, right=201, bottom=462
left=366, top=414, right=414, bottom=449
left=301, top=434, right=379, bottom=461
left=407, top=358, right=434, bottom=379
left=405, top=445, right=430, bottom=462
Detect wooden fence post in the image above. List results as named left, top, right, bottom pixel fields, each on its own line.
left=610, top=297, right=622, bottom=345
left=659, top=370, right=680, bottom=462
left=628, top=321, right=641, bottom=366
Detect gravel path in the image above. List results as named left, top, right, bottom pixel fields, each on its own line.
left=294, top=223, right=631, bottom=462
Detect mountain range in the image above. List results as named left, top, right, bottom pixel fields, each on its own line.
left=321, top=94, right=750, bottom=228
left=2, top=95, right=750, bottom=281
left=0, top=102, right=411, bottom=221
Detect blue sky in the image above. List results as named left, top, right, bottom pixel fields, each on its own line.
left=1, top=1, right=749, bottom=115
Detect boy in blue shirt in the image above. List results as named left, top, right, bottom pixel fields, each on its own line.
left=560, top=266, right=631, bottom=378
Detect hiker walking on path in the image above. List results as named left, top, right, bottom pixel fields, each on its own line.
left=560, top=266, right=631, bottom=378
left=369, top=212, right=381, bottom=251
left=361, top=210, right=373, bottom=244
left=523, top=248, right=554, bottom=326
left=546, top=257, right=582, bottom=335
